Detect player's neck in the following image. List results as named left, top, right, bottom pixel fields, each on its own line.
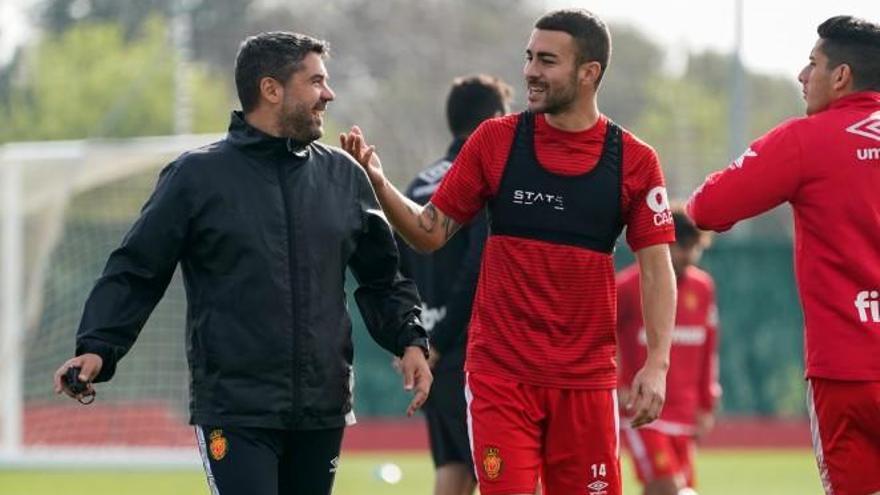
left=543, top=97, right=600, bottom=132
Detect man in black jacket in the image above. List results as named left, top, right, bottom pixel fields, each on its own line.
left=397, top=75, right=511, bottom=495
left=52, top=32, right=432, bottom=495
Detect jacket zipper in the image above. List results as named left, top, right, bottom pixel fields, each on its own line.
left=276, top=161, right=300, bottom=425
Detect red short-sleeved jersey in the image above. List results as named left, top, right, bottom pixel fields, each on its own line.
left=688, top=91, right=880, bottom=381
left=617, top=264, right=721, bottom=432
left=432, top=113, right=675, bottom=388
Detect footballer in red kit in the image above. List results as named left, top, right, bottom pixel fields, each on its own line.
left=618, top=207, right=720, bottom=495
left=688, top=16, right=880, bottom=495
left=342, top=9, right=677, bottom=495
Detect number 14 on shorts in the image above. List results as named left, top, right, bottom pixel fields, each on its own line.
left=588, top=463, right=609, bottom=494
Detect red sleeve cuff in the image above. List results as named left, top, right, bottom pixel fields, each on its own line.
left=627, top=231, right=675, bottom=252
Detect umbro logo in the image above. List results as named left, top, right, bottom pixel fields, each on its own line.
left=588, top=480, right=609, bottom=494
left=846, top=112, right=880, bottom=142
left=731, top=148, right=757, bottom=169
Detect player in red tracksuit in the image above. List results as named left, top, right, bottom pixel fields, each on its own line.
left=618, top=207, right=720, bottom=495
left=687, top=16, right=880, bottom=495
left=341, top=9, right=677, bottom=495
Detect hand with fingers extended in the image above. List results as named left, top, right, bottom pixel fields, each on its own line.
left=53, top=353, right=103, bottom=404
left=626, top=362, right=667, bottom=428
left=340, top=126, right=385, bottom=188
left=398, top=346, right=433, bottom=417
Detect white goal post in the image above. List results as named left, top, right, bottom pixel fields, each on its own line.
left=0, top=134, right=221, bottom=468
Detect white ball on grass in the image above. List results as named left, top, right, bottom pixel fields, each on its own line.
left=375, top=462, right=403, bottom=484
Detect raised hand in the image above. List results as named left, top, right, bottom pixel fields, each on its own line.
left=340, top=125, right=385, bottom=188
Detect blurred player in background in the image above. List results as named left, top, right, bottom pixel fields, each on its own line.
left=342, top=8, right=677, bottom=495
left=397, top=74, right=512, bottom=495
left=688, top=16, right=880, bottom=495
left=618, top=206, right=720, bottom=495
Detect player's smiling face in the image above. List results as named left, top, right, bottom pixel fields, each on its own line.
left=279, top=52, right=335, bottom=143
left=523, top=29, right=580, bottom=115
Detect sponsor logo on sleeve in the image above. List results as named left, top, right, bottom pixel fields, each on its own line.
left=646, top=186, right=672, bottom=226
left=730, top=148, right=757, bottom=169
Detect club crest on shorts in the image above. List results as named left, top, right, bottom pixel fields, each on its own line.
left=654, top=450, right=669, bottom=469
left=482, top=446, right=502, bottom=480
left=209, top=429, right=228, bottom=461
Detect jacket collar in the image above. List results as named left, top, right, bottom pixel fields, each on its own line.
left=827, top=91, right=880, bottom=111
left=226, top=111, right=311, bottom=160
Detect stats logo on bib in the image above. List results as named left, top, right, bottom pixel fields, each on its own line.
left=646, top=186, right=672, bottom=226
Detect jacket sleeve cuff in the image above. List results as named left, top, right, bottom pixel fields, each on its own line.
left=396, top=318, right=429, bottom=358
left=75, top=339, right=118, bottom=383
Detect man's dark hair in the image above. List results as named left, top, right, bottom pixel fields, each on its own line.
left=535, top=9, right=611, bottom=85
left=446, top=75, right=513, bottom=137
left=672, top=205, right=710, bottom=248
left=817, top=16, right=880, bottom=92
left=234, top=32, right=329, bottom=113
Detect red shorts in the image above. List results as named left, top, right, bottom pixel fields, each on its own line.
left=621, top=426, right=695, bottom=487
left=808, top=378, right=880, bottom=495
left=466, top=372, right=621, bottom=495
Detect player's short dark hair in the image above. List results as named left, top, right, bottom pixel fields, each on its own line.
left=235, top=32, right=329, bottom=113
left=535, top=9, right=611, bottom=85
left=817, top=16, right=880, bottom=92
left=446, top=74, right=513, bottom=138
left=672, top=205, right=710, bottom=248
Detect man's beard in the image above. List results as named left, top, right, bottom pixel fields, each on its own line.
left=528, top=71, right=578, bottom=115
left=279, top=98, right=324, bottom=143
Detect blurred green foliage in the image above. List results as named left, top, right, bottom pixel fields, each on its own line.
left=0, top=16, right=230, bottom=143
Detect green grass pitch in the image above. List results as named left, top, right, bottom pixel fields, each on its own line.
left=0, top=449, right=821, bottom=494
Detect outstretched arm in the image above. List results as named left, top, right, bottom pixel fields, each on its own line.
left=688, top=121, right=801, bottom=232
left=341, top=126, right=460, bottom=253
left=54, top=160, right=192, bottom=398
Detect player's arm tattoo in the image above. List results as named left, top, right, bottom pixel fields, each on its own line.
left=441, top=213, right=460, bottom=240
left=418, top=203, right=460, bottom=240
left=417, top=203, right=439, bottom=233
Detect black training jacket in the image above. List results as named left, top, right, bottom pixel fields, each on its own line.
left=75, top=111, right=427, bottom=430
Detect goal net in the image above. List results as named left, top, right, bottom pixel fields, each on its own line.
left=0, top=134, right=221, bottom=468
